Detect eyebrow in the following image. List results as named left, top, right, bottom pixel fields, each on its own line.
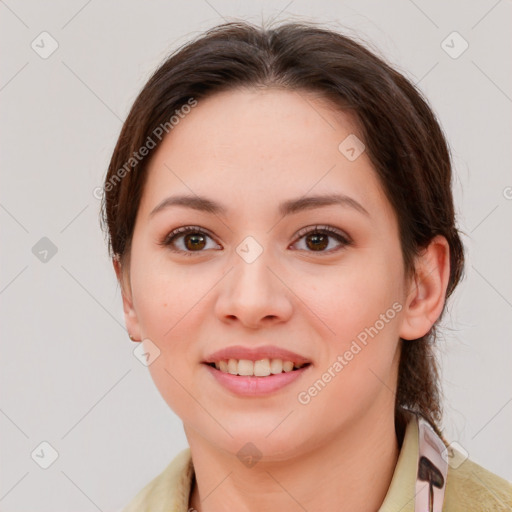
left=149, top=193, right=370, bottom=218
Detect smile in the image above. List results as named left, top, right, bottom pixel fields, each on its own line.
left=206, top=358, right=310, bottom=377
left=204, top=361, right=311, bottom=396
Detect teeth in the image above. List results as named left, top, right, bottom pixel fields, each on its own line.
left=238, top=359, right=254, bottom=376
left=211, top=358, right=306, bottom=376
left=270, top=359, right=282, bottom=374
left=283, top=361, right=294, bottom=372
left=227, top=358, right=238, bottom=375
left=254, top=359, right=271, bottom=377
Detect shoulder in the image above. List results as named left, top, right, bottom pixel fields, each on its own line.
left=121, top=448, right=193, bottom=512
left=444, top=448, right=512, bottom=511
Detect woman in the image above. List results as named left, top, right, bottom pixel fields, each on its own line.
left=101, top=20, right=511, bottom=511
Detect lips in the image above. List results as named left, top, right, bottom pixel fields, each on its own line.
left=203, top=345, right=311, bottom=366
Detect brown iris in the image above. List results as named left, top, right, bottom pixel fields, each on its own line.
left=184, top=232, right=207, bottom=251
left=305, top=233, right=329, bottom=251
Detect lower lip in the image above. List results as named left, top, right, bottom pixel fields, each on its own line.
left=203, top=364, right=311, bottom=396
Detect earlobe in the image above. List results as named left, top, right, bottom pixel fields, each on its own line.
left=112, top=256, right=142, bottom=342
left=399, top=235, right=450, bottom=341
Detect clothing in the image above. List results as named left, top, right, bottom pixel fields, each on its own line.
left=121, top=412, right=512, bottom=511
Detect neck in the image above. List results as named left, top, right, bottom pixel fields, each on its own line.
left=186, top=405, right=401, bottom=512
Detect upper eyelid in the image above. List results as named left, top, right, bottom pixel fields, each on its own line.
left=294, top=224, right=350, bottom=241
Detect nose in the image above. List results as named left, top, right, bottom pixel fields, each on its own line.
left=214, top=247, right=293, bottom=329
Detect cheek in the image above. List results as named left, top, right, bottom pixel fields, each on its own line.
left=296, top=272, right=402, bottom=422
left=132, top=267, right=205, bottom=421
left=297, top=254, right=402, bottom=341
left=129, top=249, right=209, bottom=378
left=131, top=248, right=197, bottom=338
left=295, top=254, right=402, bottom=396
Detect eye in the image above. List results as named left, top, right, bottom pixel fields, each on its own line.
left=291, top=225, right=352, bottom=254
left=159, top=225, right=220, bottom=256
left=159, top=224, right=352, bottom=256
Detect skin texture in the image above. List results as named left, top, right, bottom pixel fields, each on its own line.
left=114, top=88, right=450, bottom=512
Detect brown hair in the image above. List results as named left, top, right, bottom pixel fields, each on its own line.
left=100, top=20, right=465, bottom=442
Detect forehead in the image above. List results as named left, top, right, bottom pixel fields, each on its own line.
left=139, top=88, right=393, bottom=224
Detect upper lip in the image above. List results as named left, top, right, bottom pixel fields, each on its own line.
left=203, top=345, right=311, bottom=365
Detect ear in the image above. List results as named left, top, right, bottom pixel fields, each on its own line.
left=399, top=235, right=451, bottom=340
left=113, top=256, right=142, bottom=342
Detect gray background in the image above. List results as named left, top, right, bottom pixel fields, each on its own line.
left=1, top=1, right=511, bottom=510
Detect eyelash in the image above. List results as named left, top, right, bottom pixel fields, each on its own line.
left=158, top=224, right=352, bottom=257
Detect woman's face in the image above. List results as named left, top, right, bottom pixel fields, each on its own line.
left=121, top=88, right=413, bottom=458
